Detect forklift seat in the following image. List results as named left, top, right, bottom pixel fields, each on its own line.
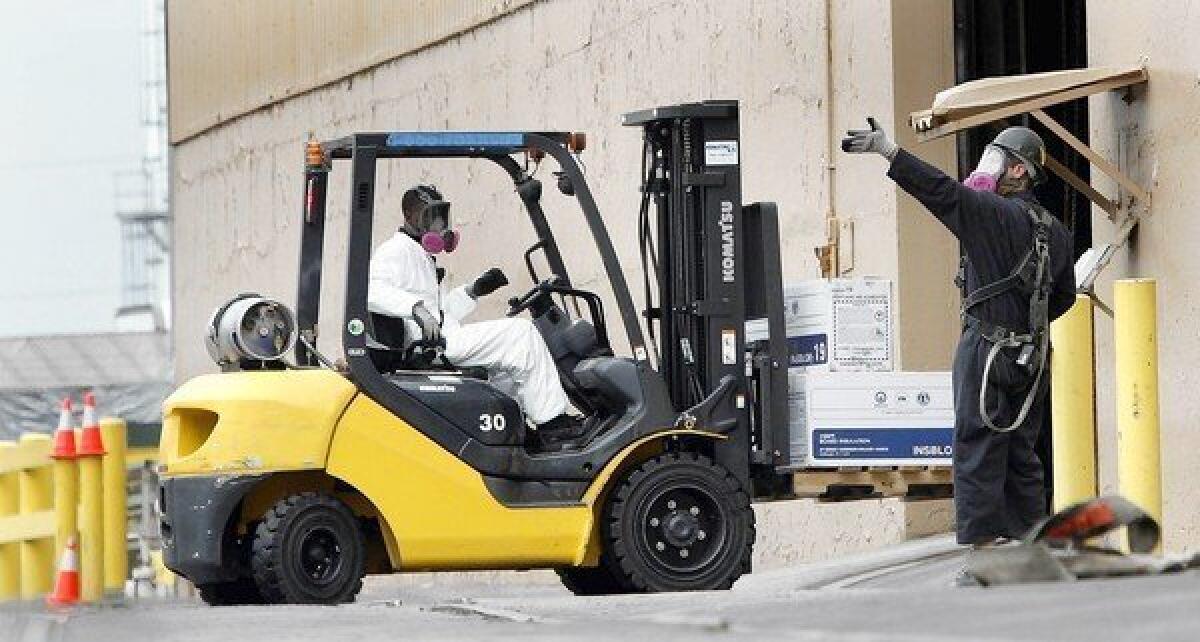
left=559, top=319, right=603, bottom=359
left=367, top=313, right=488, bottom=379
left=368, top=313, right=409, bottom=374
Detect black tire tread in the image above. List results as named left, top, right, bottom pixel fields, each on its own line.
left=197, top=577, right=265, bottom=606
left=250, top=491, right=366, bottom=604
left=600, top=451, right=754, bottom=593
left=555, top=565, right=625, bottom=596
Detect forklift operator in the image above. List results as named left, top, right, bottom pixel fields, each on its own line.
left=367, top=185, right=585, bottom=448
left=842, top=119, right=1075, bottom=550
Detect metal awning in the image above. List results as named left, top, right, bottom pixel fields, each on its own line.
left=908, top=65, right=1150, bottom=299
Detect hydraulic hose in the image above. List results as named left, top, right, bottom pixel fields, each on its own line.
left=637, top=138, right=662, bottom=367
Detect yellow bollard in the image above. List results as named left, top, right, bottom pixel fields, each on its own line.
left=77, top=395, right=107, bottom=603
left=18, top=434, right=54, bottom=599
left=78, top=453, right=104, bottom=603
left=1050, top=294, right=1097, bottom=511
left=0, top=441, right=18, bottom=601
left=51, top=457, right=78, bottom=568
left=100, top=419, right=128, bottom=594
left=50, top=397, right=79, bottom=559
left=1115, top=279, right=1163, bottom=551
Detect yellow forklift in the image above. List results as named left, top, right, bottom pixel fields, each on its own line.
left=158, top=101, right=794, bottom=605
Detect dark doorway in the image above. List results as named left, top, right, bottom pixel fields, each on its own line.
left=953, top=0, right=1090, bottom=514
left=954, top=0, right=1090, bottom=256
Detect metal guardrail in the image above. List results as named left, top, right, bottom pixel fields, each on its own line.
left=0, top=417, right=131, bottom=604
left=0, top=435, right=56, bottom=600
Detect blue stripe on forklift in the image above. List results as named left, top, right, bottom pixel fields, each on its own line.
left=384, top=132, right=526, bottom=150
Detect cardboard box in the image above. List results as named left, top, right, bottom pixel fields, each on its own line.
left=782, top=278, right=893, bottom=371
left=801, top=371, right=954, bottom=467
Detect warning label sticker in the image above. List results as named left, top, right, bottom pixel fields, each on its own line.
left=704, top=141, right=739, bottom=166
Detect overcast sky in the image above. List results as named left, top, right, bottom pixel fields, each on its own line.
left=0, top=1, right=147, bottom=337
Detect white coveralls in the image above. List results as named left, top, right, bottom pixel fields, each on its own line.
left=367, top=231, right=570, bottom=424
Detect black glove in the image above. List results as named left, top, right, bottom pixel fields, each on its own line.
left=469, top=267, right=509, bottom=299
left=411, top=302, right=442, bottom=345
left=841, top=117, right=898, bottom=161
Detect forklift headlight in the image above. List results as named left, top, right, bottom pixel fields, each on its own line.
left=205, top=294, right=297, bottom=369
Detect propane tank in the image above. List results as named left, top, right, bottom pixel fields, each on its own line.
left=204, top=294, right=297, bottom=370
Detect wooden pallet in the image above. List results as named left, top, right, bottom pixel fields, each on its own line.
left=788, top=466, right=953, bottom=502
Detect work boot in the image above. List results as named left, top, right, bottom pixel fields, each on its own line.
left=533, top=415, right=588, bottom=452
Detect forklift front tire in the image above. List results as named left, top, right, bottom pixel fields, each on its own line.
left=250, top=492, right=366, bottom=604
left=197, top=577, right=265, bottom=606
left=556, top=565, right=626, bottom=596
left=603, top=452, right=754, bottom=592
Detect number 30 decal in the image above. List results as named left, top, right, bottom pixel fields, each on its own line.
left=479, top=414, right=507, bottom=432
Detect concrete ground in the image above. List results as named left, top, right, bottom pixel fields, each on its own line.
left=7, top=534, right=1200, bottom=641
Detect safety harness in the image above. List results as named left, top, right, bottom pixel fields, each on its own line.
left=956, top=204, right=1055, bottom=433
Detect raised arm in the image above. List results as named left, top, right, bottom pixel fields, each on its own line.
left=886, top=148, right=993, bottom=240
left=841, top=117, right=1006, bottom=244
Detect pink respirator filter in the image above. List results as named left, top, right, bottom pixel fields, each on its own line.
left=421, top=230, right=460, bottom=253
left=963, top=172, right=998, bottom=193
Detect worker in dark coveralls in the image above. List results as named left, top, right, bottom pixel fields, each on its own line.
left=841, top=118, right=1076, bottom=558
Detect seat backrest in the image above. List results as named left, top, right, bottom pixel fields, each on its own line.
left=369, top=313, right=407, bottom=350
left=560, top=319, right=599, bottom=358
left=538, top=317, right=599, bottom=361
left=367, top=313, right=407, bottom=373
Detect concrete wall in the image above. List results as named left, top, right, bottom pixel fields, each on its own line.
left=171, top=0, right=959, bottom=383
left=166, top=0, right=537, bottom=142
left=1087, top=1, right=1200, bottom=551
left=169, top=0, right=961, bottom=555
left=889, top=1, right=959, bottom=370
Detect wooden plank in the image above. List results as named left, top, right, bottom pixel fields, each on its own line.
left=0, top=510, right=55, bottom=545
left=1031, top=109, right=1151, bottom=204
left=1044, top=154, right=1119, bottom=220
left=791, top=468, right=953, bottom=500
left=914, top=75, right=1144, bottom=142
left=920, top=67, right=1146, bottom=124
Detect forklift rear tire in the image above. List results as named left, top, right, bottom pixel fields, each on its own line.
left=197, top=577, right=265, bottom=606
left=250, top=492, right=366, bottom=604
left=602, top=452, right=754, bottom=592
left=555, top=566, right=625, bottom=596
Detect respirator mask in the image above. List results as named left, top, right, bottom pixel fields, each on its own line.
left=963, top=145, right=1010, bottom=193
left=407, top=186, right=460, bottom=253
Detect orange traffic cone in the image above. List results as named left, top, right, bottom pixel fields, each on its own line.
left=77, top=392, right=105, bottom=457
left=50, top=397, right=77, bottom=459
left=46, top=536, right=81, bottom=608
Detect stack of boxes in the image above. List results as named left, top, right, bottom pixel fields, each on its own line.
left=781, top=278, right=954, bottom=469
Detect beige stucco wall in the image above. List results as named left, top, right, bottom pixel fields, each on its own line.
left=166, top=0, right=537, bottom=142
left=889, top=1, right=960, bottom=371
left=1087, top=1, right=1200, bottom=551
left=169, top=0, right=961, bottom=555
left=171, top=0, right=958, bottom=383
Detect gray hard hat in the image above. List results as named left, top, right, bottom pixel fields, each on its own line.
left=990, top=126, right=1047, bottom=185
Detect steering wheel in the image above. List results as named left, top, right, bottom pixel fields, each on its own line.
left=504, top=278, right=612, bottom=352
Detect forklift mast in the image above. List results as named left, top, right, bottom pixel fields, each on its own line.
left=623, top=101, right=792, bottom=485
